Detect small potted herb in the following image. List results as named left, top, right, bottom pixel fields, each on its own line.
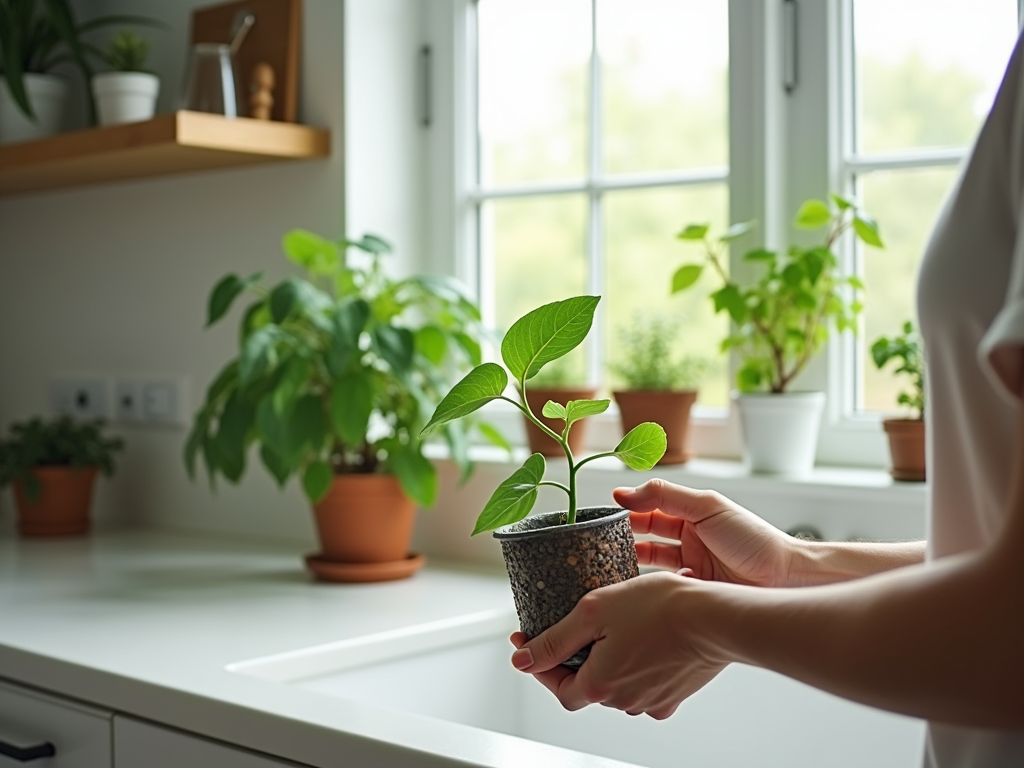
left=422, top=295, right=666, bottom=666
left=0, top=416, right=124, bottom=537
left=673, top=194, right=884, bottom=474
left=519, top=352, right=595, bottom=457
left=186, top=230, right=497, bottom=582
left=610, top=311, right=708, bottom=465
left=871, top=320, right=925, bottom=481
left=91, top=31, right=160, bottom=126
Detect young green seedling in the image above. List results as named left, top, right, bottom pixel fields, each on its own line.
left=421, top=295, right=667, bottom=535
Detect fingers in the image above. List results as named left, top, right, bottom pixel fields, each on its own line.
left=509, top=632, right=590, bottom=711
left=635, top=540, right=684, bottom=570
left=615, top=480, right=724, bottom=525
left=510, top=600, right=600, bottom=674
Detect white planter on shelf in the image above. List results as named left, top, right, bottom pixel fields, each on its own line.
left=92, top=72, right=160, bottom=126
left=734, top=391, right=826, bottom=476
left=0, top=73, right=68, bottom=144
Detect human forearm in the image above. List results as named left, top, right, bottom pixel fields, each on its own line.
left=702, top=545, right=1024, bottom=727
left=785, top=539, right=926, bottom=586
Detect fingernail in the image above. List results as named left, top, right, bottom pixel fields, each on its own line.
left=511, top=647, right=534, bottom=670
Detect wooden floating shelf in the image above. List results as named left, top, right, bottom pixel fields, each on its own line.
left=0, top=110, right=331, bottom=197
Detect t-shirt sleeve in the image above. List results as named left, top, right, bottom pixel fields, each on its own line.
left=980, top=195, right=1024, bottom=403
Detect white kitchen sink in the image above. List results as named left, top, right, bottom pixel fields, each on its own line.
left=227, top=609, right=926, bottom=768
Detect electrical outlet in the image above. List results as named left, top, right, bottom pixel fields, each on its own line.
left=112, top=377, right=189, bottom=426
left=50, top=378, right=112, bottom=420
left=115, top=380, right=145, bottom=424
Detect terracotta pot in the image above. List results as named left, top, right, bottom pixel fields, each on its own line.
left=883, top=418, right=926, bottom=482
left=613, top=389, right=697, bottom=465
left=13, top=466, right=98, bottom=537
left=523, top=387, right=598, bottom=457
left=311, top=474, right=416, bottom=563
left=494, top=507, right=638, bottom=669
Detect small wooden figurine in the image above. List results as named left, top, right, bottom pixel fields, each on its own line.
left=249, top=62, right=275, bottom=120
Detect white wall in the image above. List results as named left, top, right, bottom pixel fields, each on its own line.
left=0, top=0, right=429, bottom=545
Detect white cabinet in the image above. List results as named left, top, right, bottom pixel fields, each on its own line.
left=0, top=679, right=112, bottom=767
left=114, top=716, right=309, bottom=768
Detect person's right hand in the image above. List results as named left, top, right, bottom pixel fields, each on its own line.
left=615, top=479, right=800, bottom=588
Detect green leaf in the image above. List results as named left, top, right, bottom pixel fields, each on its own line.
left=794, top=199, right=832, bottom=229
left=348, top=233, right=393, bottom=255
left=207, top=272, right=263, bottom=327
left=477, top=421, right=512, bottom=454
left=744, top=248, right=776, bottom=264
left=736, top=362, right=765, bottom=392
left=564, top=398, right=610, bottom=427
left=676, top=224, right=710, bottom=241
left=782, top=263, right=805, bottom=288
left=711, top=284, right=747, bottom=323
left=541, top=401, right=567, bottom=419
left=260, top=444, right=291, bottom=487
left=273, top=355, right=311, bottom=413
left=415, top=325, right=448, bottom=365
left=239, top=326, right=279, bottom=387
left=720, top=220, right=755, bottom=242
left=302, top=461, right=334, bottom=503
left=283, top=230, right=339, bottom=276
left=501, top=295, right=600, bottom=382
left=327, top=298, right=370, bottom=377
left=612, top=423, right=667, bottom=470
left=373, top=326, right=415, bottom=374
left=256, top=397, right=293, bottom=462
left=292, top=394, right=327, bottom=454
left=671, top=264, right=704, bottom=293
left=794, top=290, right=817, bottom=310
left=848, top=275, right=866, bottom=290
left=331, top=373, right=374, bottom=446
left=831, top=193, right=853, bottom=211
left=213, top=391, right=253, bottom=483
left=803, top=248, right=827, bottom=285
left=453, top=331, right=482, bottom=366
left=391, top=447, right=438, bottom=507
left=268, top=278, right=300, bottom=323
left=421, top=363, right=508, bottom=435
left=853, top=214, right=884, bottom=248
left=184, top=409, right=211, bottom=480
left=444, top=421, right=473, bottom=483
left=472, top=453, right=545, bottom=536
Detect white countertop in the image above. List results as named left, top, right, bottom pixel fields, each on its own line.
left=0, top=530, right=638, bottom=768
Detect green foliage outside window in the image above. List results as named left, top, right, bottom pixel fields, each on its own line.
left=610, top=312, right=708, bottom=392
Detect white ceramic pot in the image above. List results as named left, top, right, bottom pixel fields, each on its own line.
left=92, top=72, right=160, bottom=126
left=734, top=391, right=825, bottom=476
left=0, top=73, right=68, bottom=145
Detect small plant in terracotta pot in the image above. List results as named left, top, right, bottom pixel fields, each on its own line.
left=422, top=295, right=667, bottom=667
left=186, top=229, right=497, bottom=582
left=0, top=416, right=124, bottom=537
left=610, top=311, right=708, bottom=465
left=871, top=320, right=925, bottom=482
left=519, top=353, right=595, bottom=457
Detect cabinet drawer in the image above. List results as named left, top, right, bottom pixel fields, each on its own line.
left=0, top=679, right=112, bottom=767
left=114, top=716, right=309, bottom=768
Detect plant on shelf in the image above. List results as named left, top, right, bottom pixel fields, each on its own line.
left=871, top=320, right=926, bottom=481
left=90, top=30, right=159, bottom=126
left=0, top=416, right=124, bottom=537
left=0, top=0, right=160, bottom=142
left=421, top=295, right=667, bottom=666
left=610, top=311, right=708, bottom=465
left=185, top=230, right=499, bottom=582
left=517, top=349, right=595, bottom=457
left=672, top=194, right=885, bottom=474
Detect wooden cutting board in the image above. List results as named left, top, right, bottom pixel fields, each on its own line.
left=190, top=0, right=301, bottom=122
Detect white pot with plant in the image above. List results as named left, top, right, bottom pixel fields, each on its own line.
left=91, top=31, right=159, bottom=126
left=610, top=311, right=707, bottom=465
left=0, top=2, right=158, bottom=143
left=673, top=195, right=885, bottom=475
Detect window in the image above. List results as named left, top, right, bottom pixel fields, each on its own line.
left=444, top=0, right=1022, bottom=464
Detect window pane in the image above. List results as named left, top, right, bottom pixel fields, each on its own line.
left=604, top=184, right=730, bottom=406
left=859, top=167, right=958, bottom=413
left=484, top=195, right=590, bottom=380
left=599, top=0, right=728, bottom=175
left=477, top=0, right=591, bottom=187
left=853, top=0, right=1018, bottom=154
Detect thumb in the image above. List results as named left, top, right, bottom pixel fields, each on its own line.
left=511, top=603, right=599, bottom=673
left=614, top=479, right=720, bottom=523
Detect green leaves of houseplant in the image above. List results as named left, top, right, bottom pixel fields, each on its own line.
left=422, top=295, right=668, bottom=534
left=185, top=229, right=494, bottom=510
left=871, top=320, right=925, bottom=418
left=672, top=194, right=884, bottom=393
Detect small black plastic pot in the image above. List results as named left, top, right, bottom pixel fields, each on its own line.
left=493, top=506, right=639, bottom=669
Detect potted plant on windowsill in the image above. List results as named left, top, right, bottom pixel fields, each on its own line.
left=421, top=295, right=666, bottom=667
left=91, top=30, right=159, bottom=126
left=518, top=352, right=596, bottom=457
left=185, top=230, right=498, bottom=583
left=0, top=416, right=124, bottom=537
left=673, top=194, right=884, bottom=475
left=610, top=311, right=708, bottom=465
left=871, top=320, right=925, bottom=482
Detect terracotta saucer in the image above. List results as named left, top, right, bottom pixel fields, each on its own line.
left=304, top=552, right=426, bottom=583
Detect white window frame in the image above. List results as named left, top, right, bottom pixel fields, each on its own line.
left=424, top=0, right=1018, bottom=467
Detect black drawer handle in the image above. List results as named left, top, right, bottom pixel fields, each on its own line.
left=0, top=739, right=56, bottom=762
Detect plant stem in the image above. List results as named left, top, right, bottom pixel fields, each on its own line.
left=538, top=480, right=571, bottom=494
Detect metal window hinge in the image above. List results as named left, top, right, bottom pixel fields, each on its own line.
left=783, top=0, right=798, bottom=94
left=419, top=45, right=432, bottom=127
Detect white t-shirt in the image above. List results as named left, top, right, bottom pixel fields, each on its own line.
left=916, top=29, right=1024, bottom=768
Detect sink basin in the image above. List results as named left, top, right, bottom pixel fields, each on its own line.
left=228, top=609, right=926, bottom=768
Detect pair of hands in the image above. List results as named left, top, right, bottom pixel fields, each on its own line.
left=508, top=479, right=797, bottom=719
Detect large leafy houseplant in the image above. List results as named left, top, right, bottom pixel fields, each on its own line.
left=672, top=194, right=884, bottom=393
left=185, top=230, right=497, bottom=512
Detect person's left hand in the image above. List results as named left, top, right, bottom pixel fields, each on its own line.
left=509, top=570, right=728, bottom=718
